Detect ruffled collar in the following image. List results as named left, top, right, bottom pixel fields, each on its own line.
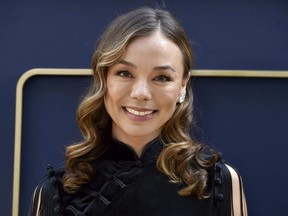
left=101, top=137, right=164, bottom=164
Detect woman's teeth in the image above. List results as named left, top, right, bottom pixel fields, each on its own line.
left=126, top=108, right=153, bottom=116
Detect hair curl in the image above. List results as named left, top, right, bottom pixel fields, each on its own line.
left=63, top=7, right=218, bottom=199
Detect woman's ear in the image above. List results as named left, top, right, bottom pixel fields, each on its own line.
left=181, top=72, right=190, bottom=91
left=178, top=73, right=190, bottom=104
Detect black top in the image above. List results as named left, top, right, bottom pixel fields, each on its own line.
left=30, top=138, right=246, bottom=216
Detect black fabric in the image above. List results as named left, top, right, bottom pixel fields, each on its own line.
left=30, top=138, right=233, bottom=216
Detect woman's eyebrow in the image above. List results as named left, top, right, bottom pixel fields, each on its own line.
left=119, top=60, right=175, bottom=72
left=119, top=60, right=137, bottom=68
left=153, top=65, right=176, bottom=72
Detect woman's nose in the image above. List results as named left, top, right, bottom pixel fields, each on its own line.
left=130, top=80, right=152, bottom=101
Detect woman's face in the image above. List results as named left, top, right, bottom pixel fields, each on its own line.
left=104, top=31, right=188, bottom=144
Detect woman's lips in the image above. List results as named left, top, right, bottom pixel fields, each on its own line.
left=123, top=107, right=157, bottom=120
left=125, top=107, right=154, bottom=116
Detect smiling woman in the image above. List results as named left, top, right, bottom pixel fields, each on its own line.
left=29, top=7, right=247, bottom=216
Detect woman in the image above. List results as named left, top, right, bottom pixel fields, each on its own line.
left=30, top=7, right=247, bottom=216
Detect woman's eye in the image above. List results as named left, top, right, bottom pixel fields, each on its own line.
left=154, top=75, right=171, bottom=82
left=116, top=70, right=133, bottom=78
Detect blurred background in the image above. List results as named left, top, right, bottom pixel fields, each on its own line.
left=1, top=0, right=288, bottom=215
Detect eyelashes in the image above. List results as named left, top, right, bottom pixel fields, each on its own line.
left=116, top=70, right=132, bottom=78
left=153, top=75, right=172, bottom=82
left=115, top=70, right=172, bottom=82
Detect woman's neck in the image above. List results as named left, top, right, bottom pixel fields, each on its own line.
left=112, top=135, right=159, bottom=157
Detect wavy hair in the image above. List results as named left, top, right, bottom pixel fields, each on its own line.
left=63, top=7, right=218, bottom=199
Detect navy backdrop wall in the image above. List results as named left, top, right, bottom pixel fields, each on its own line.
left=1, top=0, right=288, bottom=215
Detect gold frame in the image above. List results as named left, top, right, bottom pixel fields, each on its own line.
left=12, top=68, right=288, bottom=216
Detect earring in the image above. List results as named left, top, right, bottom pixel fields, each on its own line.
left=178, top=89, right=186, bottom=104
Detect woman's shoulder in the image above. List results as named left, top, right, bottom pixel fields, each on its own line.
left=29, top=165, right=65, bottom=216
left=212, top=156, right=243, bottom=182
left=203, top=151, right=244, bottom=189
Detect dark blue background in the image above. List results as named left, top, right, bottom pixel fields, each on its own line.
left=1, top=0, right=288, bottom=215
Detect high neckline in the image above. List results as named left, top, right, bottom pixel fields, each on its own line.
left=101, top=137, right=163, bottom=164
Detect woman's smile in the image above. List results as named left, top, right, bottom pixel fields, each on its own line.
left=124, top=107, right=155, bottom=117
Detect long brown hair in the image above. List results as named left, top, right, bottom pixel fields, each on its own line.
left=63, top=7, right=218, bottom=199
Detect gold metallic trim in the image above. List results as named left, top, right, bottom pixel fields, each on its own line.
left=13, top=68, right=288, bottom=216
left=191, top=69, right=288, bottom=78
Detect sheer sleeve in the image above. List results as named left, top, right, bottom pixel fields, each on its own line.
left=214, top=160, right=248, bottom=216
left=224, top=163, right=248, bottom=216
